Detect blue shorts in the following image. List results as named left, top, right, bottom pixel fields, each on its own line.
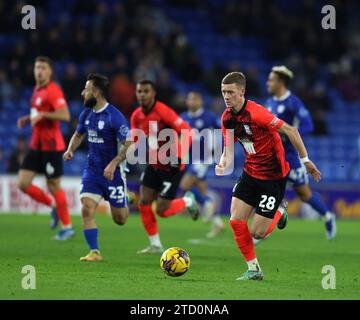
left=80, top=171, right=128, bottom=208
left=186, top=163, right=210, bottom=180
left=287, top=158, right=309, bottom=187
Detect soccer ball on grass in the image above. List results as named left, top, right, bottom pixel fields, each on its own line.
left=160, top=247, right=190, bottom=277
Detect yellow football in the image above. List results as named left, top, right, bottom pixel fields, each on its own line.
left=160, top=247, right=191, bottom=277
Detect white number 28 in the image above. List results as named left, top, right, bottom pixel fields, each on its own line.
left=259, top=195, right=276, bottom=210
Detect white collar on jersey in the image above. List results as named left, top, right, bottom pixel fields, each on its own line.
left=188, top=107, right=205, bottom=118
left=93, top=102, right=109, bottom=113
left=273, top=90, right=291, bottom=101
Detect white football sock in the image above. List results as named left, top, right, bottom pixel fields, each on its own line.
left=252, top=237, right=262, bottom=245
left=325, top=211, right=333, bottom=221
left=212, top=215, right=224, bottom=227
left=247, top=258, right=261, bottom=271
left=203, top=200, right=215, bottom=220
left=183, top=195, right=193, bottom=207
left=149, top=234, right=162, bottom=247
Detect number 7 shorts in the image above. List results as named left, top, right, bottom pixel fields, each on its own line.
left=80, top=172, right=128, bottom=208
left=139, top=165, right=184, bottom=200
left=232, top=171, right=287, bottom=219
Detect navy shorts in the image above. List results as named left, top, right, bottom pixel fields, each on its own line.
left=186, top=163, right=210, bottom=180
left=287, top=159, right=309, bottom=187
left=80, top=171, right=128, bottom=208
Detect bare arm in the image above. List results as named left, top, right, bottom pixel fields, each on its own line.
left=32, top=107, right=71, bottom=127
left=278, top=122, right=307, bottom=158
left=42, top=108, right=71, bottom=122
left=278, top=122, right=321, bottom=182
left=215, top=145, right=234, bottom=176
left=103, top=140, right=134, bottom=181
left=111, top=140, right=134, bottom=166
left=17, top=115, right=31, bottom=128
left=63, top=132, right=86, bottom=161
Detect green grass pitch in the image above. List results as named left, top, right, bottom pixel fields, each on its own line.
left=0, top=213, right=359, bottom=300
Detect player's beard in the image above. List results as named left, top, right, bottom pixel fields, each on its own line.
left=84, top=96, right=97, bottom=108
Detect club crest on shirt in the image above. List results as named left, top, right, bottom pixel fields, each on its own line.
left=35, top=97, right=42, bottom=106
left=277, top=104, right=285, bottom=113
left=195, top=119, right=204, bottom=128
left=243, top=124, right=252, bottom=135
left=98, top=120, right=105, bottom=130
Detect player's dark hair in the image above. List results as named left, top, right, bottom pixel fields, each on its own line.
left=188, top=91, right=203, bottom=97
left=137, top=79, right=156, bottom=90
left=35, top=56, right=54, bottom=70
left=222, top=72, right=246, bottom=88
left=273, top=71, right=292, bottom=87
left=87, top=73, right=109, bottom=97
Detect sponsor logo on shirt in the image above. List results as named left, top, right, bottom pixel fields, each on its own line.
left=88, top=129, right=104, bottom=143
left=239, top=138, right=256, bottom=154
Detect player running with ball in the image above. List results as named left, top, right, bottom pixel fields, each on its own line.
left=216, top=72, right=321, bottom=280
left=64, top=73, right=133, bottom=262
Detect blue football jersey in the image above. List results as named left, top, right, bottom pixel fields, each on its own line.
left=181, top=108, right=220, bottom=163
left=265, top=91, right=314, bottom=165
left=76, top=103, right=130, bottom=179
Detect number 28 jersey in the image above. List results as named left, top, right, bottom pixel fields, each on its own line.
left=221, top=99, right=289, bottom=180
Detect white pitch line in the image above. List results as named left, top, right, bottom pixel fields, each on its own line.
left=187, top=238, right=233, bottom=247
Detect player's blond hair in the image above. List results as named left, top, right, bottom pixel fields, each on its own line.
left=272, top=66, right=294, bottom=79
left=271, top=66, right=294, bottom=86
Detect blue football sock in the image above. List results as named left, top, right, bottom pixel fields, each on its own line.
left=307, top=192, right=328, bottom=216
left=190, top=188, right=209, bottom=206
left=83, top=228, right=99, bottom=251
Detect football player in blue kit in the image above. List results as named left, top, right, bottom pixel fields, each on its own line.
left=64, top=73, right=133, bottom=261
left=180, top=91, right=225, bottom=238
left=265, top=66, right=336, bottom=240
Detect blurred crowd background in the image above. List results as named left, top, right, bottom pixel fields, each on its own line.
left=0, top=0, right=359, bottom=183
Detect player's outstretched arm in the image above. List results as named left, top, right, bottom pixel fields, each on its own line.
left=33, top=108, right=71, bottom=126
left=17, top=115, right=30, bottom=128
left=278, top=122, right=321, bottom=182
left=63, top=132, right=85, bottom=161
